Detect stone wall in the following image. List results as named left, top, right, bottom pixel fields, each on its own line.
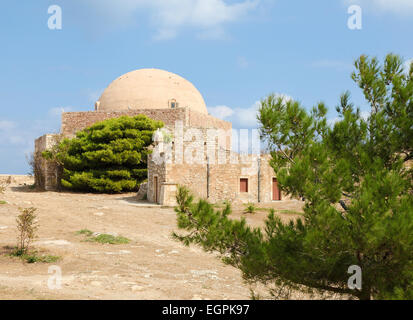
left=61, top=108, right=187, bottom=136
left=147, top=140, right=289, bottom=206
left=37, top=104, right=284, bottom=203
left=36, top=106, right=232, bottom=192
left=147, top=153, right=167, bottom=204
left=61, top=107, right=231, bottom=136
left=34, top=134, right=60, bottom=191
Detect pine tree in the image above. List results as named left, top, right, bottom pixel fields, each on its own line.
left=44, top=115, right=163, bottom=193
left=173, top=54, right=413, bottom=300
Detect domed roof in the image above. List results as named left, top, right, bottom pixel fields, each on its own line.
left=96, top=68, right=207, bottom=114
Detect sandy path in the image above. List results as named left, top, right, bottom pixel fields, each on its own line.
left=0, top=175, right=307, bottom=300
left=0, top=175, right=257, bottom=300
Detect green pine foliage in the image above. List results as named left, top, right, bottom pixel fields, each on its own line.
left=45, top=115, right=163, bottom=193
left=173, top=54, right=413, bottom=300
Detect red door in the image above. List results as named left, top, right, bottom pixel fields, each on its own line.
left=240, top=178, right=248, bottom=193
left=273, top=178, right=281, bottom=201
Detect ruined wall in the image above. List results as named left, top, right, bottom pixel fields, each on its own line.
left=34, top=134, right=60, bottom=191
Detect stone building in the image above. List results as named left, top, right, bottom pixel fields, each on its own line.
left=35, top=68, right=285, bottom=205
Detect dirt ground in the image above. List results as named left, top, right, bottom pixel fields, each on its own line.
left=0, top=175, right=305, bottom=300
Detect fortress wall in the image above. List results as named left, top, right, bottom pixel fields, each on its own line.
left=61, top=108, right=231, bottom=137
left=148, top=146, right=281, bottom=206
left=34, top=134, right=61, bottom=191
left=61, top=108, right=188, bottom=136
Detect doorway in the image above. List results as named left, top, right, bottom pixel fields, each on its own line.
left=154, top=176, right=158, bottom=203
left=272, top=178, right=281, bottom=201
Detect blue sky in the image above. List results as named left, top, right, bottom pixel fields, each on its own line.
left=0, top=0, right=412, bottom=174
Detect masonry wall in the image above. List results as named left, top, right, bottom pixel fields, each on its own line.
left=147, top=153, right=167, bottom=204
left=62, top=108, right=187, bottom=136
left=34, top=134, right=60, bottom=191
left=147, top=135, right=285, bottom=206
left=61, top=107, right=231, bottom=136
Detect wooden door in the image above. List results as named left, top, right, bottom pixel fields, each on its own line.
left=273, top=178, right=281, bottom=201
left=240, top=178, right=248, bottom=193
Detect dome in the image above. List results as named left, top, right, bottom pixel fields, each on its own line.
left=96, top=68, right=208, bottom=114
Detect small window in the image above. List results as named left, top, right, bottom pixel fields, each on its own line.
left=240, top=178, right=248, bottom=193
left=170, top=99, right=179, bottom=109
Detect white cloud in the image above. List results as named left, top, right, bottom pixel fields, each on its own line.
left=0, top=107, right=76, bottom=171
left=48, top=106, right=74, bottom=117
left=345, top=0, right=413, bottom=15
left=328, top=110, right=370, bottom=126
left=208, top=105, right=235, bottom=119
left=209, top=93, right=292, bottom=128
left=404, top=58, right=413, bottom=74
left=360, top=111, right=370, bottom=120
left=0, top=120, right=31, bottom=147
left=72, top=0, right=260, bottom=39
left=208, top=102, right=259, bottom=127
left=0, top=120, right=16, bottom=131
left=235, top=101, right=261, bottom=127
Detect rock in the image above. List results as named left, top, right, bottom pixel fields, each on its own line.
left=131, top=285, right=145, bottom=292
left=105, top=250, right=131, bottom=255
left=93, top=212, right=104, bottom=216
left=190, top=270, right=218, bottom=277
left=92, top=231, right=118, bottom=237
left=136, top=182, right=148, bottom=200
left=37, top=240, right=71, bottom=246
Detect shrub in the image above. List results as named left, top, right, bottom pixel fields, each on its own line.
left=16, top=207, right=38, bottom=255
left=92, top=234, right=130, bottom=244
left=0, top=177, right=11, bottom=194
left=244, top=203, right=257, bottom=214
left=10, top=249, right=60, bottom=264
left=76, top=230, right=130, bottom=244
left=26, top=151, right=45, bottom=188
left=43, top=115, right=163, bottom=193
left=76, top=229, right=93, bottom=236
left=24, top=254, right=60, bottom=264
